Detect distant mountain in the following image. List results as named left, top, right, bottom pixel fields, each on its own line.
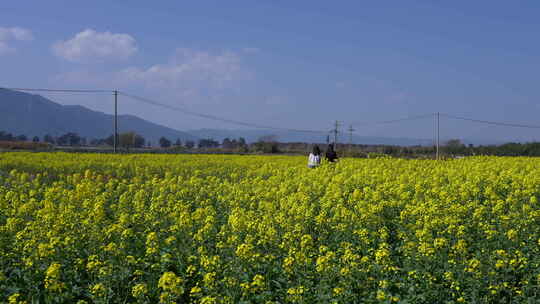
left=188, top=128, right=435, bottom=146
left=2, top=88, right=504, bottom=147
left=0, top=88, right=197, bottom=144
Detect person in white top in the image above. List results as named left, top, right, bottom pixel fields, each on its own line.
left=308, top=145, right=321, bottom=168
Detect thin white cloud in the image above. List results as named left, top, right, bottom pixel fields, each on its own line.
left=0, top=27, right=33, bottom=41
left=52, top=29, right=137, bottom=62
left=118, top=48, right=249, bottom=90
left=53, top=48, right=252, bottom=107
left=0, top=26, right=33, bottom=55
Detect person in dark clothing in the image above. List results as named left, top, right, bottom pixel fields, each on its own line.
left=325, top=144, right=338, bottom=162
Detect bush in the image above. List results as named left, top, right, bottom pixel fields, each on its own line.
left=367, top=152, right=391, bottom=159
left=0, top=141, right=52, bottom=150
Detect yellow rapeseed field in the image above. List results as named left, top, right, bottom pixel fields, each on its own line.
left=1, top=152, right=540, bottom=303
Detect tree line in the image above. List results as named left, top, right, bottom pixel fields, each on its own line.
left=342, top=139, right=540, bottom=158
left=5, top=130, right=540, bottom=157
left=0, top=130, right=250, bottom=150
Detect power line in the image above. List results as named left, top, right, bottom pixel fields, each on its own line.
left=1, top=87, right=114, bottom=93
left=440, top=113, right=540, bottom=129
left=4, top=86, right=540, bottom=137
left=2, top=85, right=329, bottom=134
left=118, top=91, right=329, bottom=134
left=350, top=113, right=434, bottom=127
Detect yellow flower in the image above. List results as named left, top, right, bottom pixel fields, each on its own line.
left=86, top=255, right=102, bottom=272
left=91, top=283, right=108, bottom=298
left=375, top=246, right=390, bottom=263
left=44, top=263, right=65, bottom=292
left=287, top=286, right=305, bottom=295
left=201, top=296, right=217, bottom=304
left=465, top=258, right=480, bottom=273
left=283, top=256, right=295, bottom=273
left=251, top=274, right=265, bottom=291
left=186, top=264, right=197, bottom=276
left=333, top=287, right=344, bottom=296
left=203, top=272, right=216, bottom=288
left=506, top=229, right=518, bottom=242
left=158, top=272, right=184, bottom=295
left=235, top=243, right=254, bottom=259
left=8, top=293, right=27, bottom=304
left=126, top=255, right=136, bottom=264
left=45, top=263, right=61, bottom=279
left=190, top=286, right=202, bottom=295
left=104, top=242, right=118, bottom=253
left=132, top=283, right=148, bottom=298
left=165, top=236, right=176, bottom=245
left=300, top=234, right=313, bottom=248
left=434, top=237, right=447, bottom=248
left=376, top=290, right=386, bottom=301
left=159, top=292, right=173, bottom=304
left=5, top=153, right=540, bottom=302
left=340, top=267, right=350, bottom=276
left=146, top=232, right=159, bottom=255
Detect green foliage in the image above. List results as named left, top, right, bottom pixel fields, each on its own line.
left=119, top=132, right=145, bottom=150
left=159, top=137, right=172, bottom=148
left=1, top=154, right=540, bottom=303
left=367, top=152, right=390, bottom=159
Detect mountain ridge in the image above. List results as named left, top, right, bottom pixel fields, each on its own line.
left=1, top=88, right=482, bottom=146
left=0, top=88, right=197, bottom=144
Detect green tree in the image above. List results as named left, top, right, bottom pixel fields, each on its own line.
left=119, top=132, right=145, bottom=149
left=119, top=132, right=133, bottom=151
left=444, top=139, right=465, bottom=155
left=159, top=137, right=172, bottom=148
left=43, top=134, right=55, bottom=144
left=198, top=138, right=219, bottom=148
left=253, top=135, right=280, bottom=153
left=222, top=138, right=233, bottom=149
left=57, top=132, right=81, bottom=146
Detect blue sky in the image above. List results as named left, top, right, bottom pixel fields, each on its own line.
left=2, top=1, right=540, bottom=142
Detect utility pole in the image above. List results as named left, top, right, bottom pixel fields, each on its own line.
left=114, top=90, right=118, bottom=153
left=348, top=125, right=355, bottom=152
left=332, top=120, right=340, bottom=147
left=436, top=112, right=440, bottom=160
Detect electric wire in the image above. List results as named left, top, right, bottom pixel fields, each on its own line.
left=4, top=86, right=540, bottom=133
left=440, top=113, right=540, bottom=129
left=1, top=87, right=114, bottom=93
left=118, top=91, right=328, bottom=134
left=350, top=113, right=435, bottom=128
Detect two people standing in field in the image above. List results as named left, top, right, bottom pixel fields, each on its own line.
left=308, top=144, right=338, bottom=168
